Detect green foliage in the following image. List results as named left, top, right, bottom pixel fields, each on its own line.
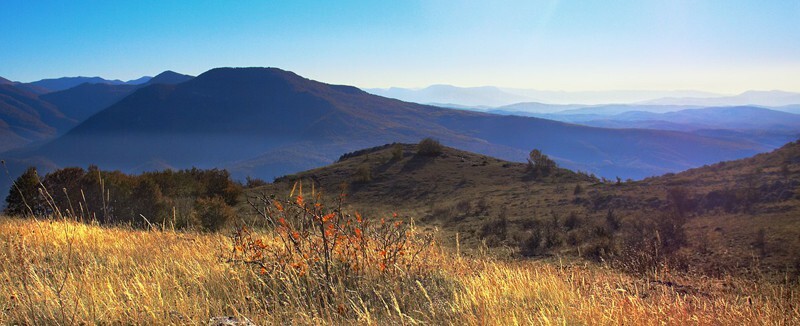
left=4, top=166, right=242, bottom=230
left=417, top=138, right=443, bottom=156
left=129, top=179, right=172, bottom=226
left=194, top=196, right=236, bottom=231
left=4, top=166, right=44, bottom=216
left=527, top=149, right=556, bottom=177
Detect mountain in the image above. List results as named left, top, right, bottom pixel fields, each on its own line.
left=0, top=82, right=76, bottom=152
left=1, top=67, right=771, bottom=196
left=39, top=84, right=139, bottom=122
left=498, top=106, right=800, bottom=149
left=145, top=70, right=193, bottom=85
left=365, top=85, right=533, bottom=107
left=581, top=106, right=800, bottom=131
left=772, top=104, right=800, bottom=115
left=500, top=89, right=722, bottom=105
left=492, top=103, right=698, bottom=117
left=643, top=90, right=800, bottom=107
left=39, top=70, right=194, bottom=122
left=27, top=75, right=152, bottom=93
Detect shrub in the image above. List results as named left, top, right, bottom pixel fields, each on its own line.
left=352, top=164, right=373, bottom=184
left=521, top=230, right=543, bottom=257
left=417, top=138, right=443, bottom=156
left=391, top=143, right=404, bottom=161
left=194, top=196, right=236, bottom=231
left=479, top=209, right=508, bottom=246
left=235, top=183, right=435, bottom=311
left=245, top=176, right=268, bottom=188
left=527, top=149, right=556, bottom=177
left=563, top=211, right=582, bottom=231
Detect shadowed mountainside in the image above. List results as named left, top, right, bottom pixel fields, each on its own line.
left=40, top=70, right=194, bottom=122
left=1, top=67, right=770, bottom=195
left=0, top=82, right=76, bottom=152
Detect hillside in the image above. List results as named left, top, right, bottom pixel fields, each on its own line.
left=39, top=70, right=194, bottom=122
left=266, top=140, right=800, bottom=279
left=2, top=67, right=768, bottom=190
left=0, top=83, right=76, bottom=152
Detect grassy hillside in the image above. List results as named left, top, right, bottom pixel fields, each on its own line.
left=267, top=140, right=800, bottom=280
left=2, top=217, right=797, bottom=324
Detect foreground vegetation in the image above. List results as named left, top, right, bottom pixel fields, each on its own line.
left=2, top=216, right=798, bottom=325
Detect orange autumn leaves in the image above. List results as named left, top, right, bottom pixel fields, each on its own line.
left=231, top=183, right=435, bottom=287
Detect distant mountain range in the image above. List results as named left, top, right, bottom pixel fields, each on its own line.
left=27, top=76, right=151, bottom=93
left=366, top=85, right=532, bottom=107
left=366, top=85, right=729, bottom=106
left=488, top=105, right=800, bottom=149
left=641, top=90, right=800, bottom=107
left=0, top=80, right=76, bottom=152
left=0, top=67, right=770, bottom=200
left=0, top=71, right=194, bottom=152
left=366, top=85, right=800, bottom=109
left=39, top=71, right=194, bottom=121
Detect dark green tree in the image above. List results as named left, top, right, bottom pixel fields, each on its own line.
left=4, top=166, right=45, bottom=216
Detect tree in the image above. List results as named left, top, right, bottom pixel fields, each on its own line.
left=417, top=138, right=443, bottom=156
left=4, top=166, right=45, bottom=216
left=194, top=196, right=236, bottom=231
left=527, top=149, right=556, bottom=177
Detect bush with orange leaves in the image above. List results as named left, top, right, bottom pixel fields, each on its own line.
left=230, top=182, right=437, bottom=311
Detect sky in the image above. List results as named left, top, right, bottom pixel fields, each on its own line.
left=1, top=0, right=798, bottom=93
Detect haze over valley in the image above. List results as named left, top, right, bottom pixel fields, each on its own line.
left=2, top=1, right=799, bottom=324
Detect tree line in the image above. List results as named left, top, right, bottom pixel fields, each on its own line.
left=4, top=166, right=242, bottom=231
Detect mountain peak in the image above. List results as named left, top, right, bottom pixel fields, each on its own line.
left=146, top=70, right=193, bottom=85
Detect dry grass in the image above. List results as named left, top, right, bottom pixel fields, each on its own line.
left=2, top=217, right=798, bottom=325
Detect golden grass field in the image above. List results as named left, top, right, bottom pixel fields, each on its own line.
left=2, top=217, right=798, bottom=325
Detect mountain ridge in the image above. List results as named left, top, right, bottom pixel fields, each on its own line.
left=1, top=67, right=771, bottom=196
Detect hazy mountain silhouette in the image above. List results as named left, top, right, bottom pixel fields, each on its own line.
left=145, top=71, right=193, bottom=85
left=40, top=70, right=194, bottom=122
left=366, top=85, right=533, bottom=107
left=2, top=67, right=769, bottom=195
left=27, top=76, right=153, bottom=93
left=370, top=85, right=723, bottom=106
left=583, top=106, right=800, bottom=131
left=0, top=82, right=76, bottom=152
left=642, top=90, right=800, bottom=107
left=40, top=84, right=139, bottom=122
left=492, top=105, right=800, bottom=149
left=500, top=89, right=721, bottom=105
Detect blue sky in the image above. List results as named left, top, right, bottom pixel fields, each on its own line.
left=1, top=0, right=798, bottom=92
